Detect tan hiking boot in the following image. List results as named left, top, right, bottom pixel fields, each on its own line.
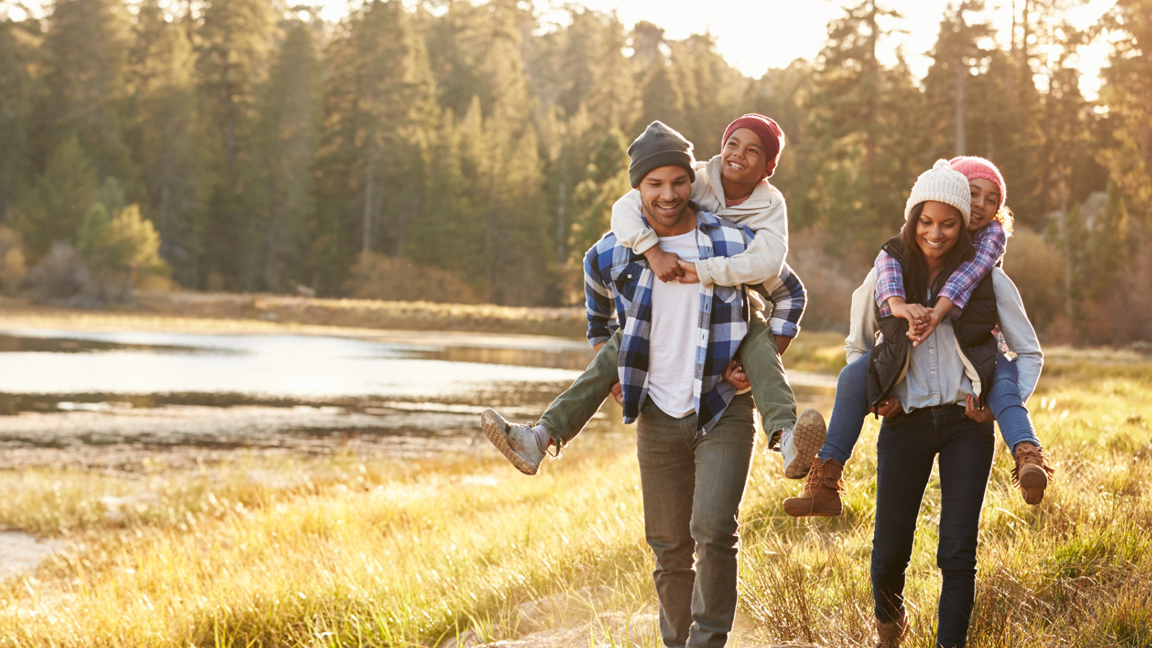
left=1013, top=442, right=1054, bottom=505
left=782, top=457, right=844, bottom=517
left=876, top=610, right=908, bottom=648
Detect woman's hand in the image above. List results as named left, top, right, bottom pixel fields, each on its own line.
left=909, top=310, right=944, bottom=347
left=964, top=394, right=993, bottom=422
left=644, top=247, right=684, bottom=282
left=876, top=396, right=903, bottom=418
left=722, top=359, right=751, bottom=391
left=890, top=299, right=931, bottom=337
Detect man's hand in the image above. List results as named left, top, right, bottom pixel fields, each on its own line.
left=644, top=247, right=683, bottom=282
left=610, top=380, right=623, bottom=406
left=876, top=395, right=903, bottom=418
left=722, top=359, right=751, bottom=391
left=964, top=394, right=993, bottom=422
left=774, top=334, right=791, bottom=356
left=675, top=260, right=699, bottom=284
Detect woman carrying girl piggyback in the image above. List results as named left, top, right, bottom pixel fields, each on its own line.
left=783, top=156, right=1054, bottom=520
left=804, top=161, right=1043, bottom=647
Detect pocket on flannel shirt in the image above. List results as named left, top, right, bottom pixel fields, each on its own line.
left=610, top=261, right=645, bottom=301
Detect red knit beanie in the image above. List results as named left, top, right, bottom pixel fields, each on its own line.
left=721, top=114, right=785, bottom=178
left=949, top=156, right=1006, bottom=213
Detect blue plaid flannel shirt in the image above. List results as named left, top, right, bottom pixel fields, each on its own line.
left=584, top=209, right=783, bottom=435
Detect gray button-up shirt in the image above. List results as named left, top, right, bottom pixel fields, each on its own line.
left=845, top=268, right=1043, bottom=411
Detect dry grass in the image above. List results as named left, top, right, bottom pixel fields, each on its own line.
left=0, top=349, right=1148, bottom=647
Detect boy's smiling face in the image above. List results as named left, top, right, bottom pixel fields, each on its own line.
left=721, top=128, right=773, bottom=185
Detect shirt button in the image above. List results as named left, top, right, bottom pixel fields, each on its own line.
left=627, top=274, right=632, bottom=279
left=933, top=393, right=939, bottom=399
left=931, top=370, right=937, bottom=376
left=929, top=348, right=935, bottom=354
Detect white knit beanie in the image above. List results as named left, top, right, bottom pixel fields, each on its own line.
left=905, top=159, right=972, bottom=226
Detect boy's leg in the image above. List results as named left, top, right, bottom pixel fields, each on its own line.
left=537, top=329, right=621, bottom=446
left=737, top=310, right=825, bottom=479
left=816, top=354, right=871, bottom=465
left=482, top=330, right=621, bottom=474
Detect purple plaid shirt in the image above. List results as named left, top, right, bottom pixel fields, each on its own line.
left=875, top=221, right=1007, bottom=318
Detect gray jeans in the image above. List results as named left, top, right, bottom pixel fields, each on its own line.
left=636, top=393, right=756, bottom=648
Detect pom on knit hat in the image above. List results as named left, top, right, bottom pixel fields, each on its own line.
left=627, top=121, right=696, bottom=188
left=950, top=156, right=1006, bottom=213
left=721, top=114, right=784, bottom=178
left=905, top=160, right=972, bottom=226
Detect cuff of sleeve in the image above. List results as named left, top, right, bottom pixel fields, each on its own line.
left=879, top=304, right=893, bottom=318
left=632, top=231, right=660, bottom=255
left=589, top=335, right=610, bottom=348
left=696, top=260, right=715, bottom=287
left=769, top=320, right=800, bottom=339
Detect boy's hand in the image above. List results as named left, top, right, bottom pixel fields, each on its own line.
left=964, top=394, right=993, bottom=422
left=644, top=247, right=683, bottom=282
left=676, top=260, right=699, bottom=284
left=722, top=359, right=751, bottom=391
left=610, top=380, right=623, bottom=406
left=876, top=396, right=902, bottom=418
left=774, top=334, right=791, bottom=356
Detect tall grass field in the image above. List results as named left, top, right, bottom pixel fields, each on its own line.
left=0, top=345, right=1148, bottom=647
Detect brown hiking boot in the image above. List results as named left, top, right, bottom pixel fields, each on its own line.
left=1013, top=442, right=1054, bottom=505
left=782, top=457, right=844, bottom=517
left=875, top=610, right=908, bottom=648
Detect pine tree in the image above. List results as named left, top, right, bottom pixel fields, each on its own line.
left=13, top=135, right=100, bottom=262
left=0, top=15, right=37, bottom=221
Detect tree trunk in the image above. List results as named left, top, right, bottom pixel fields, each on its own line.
left=955, top=2, right=967, bottom=157
left=362, top=147, right=374, bottom=254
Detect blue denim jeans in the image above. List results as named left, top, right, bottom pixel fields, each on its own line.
left=636, top=394, right=756, bottom=648
left=817, top=353, right=1040, bottom=465
left=870, top=405, right=994, bottom=648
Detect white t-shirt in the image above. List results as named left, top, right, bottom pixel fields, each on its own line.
left=646, top=230, right=702, bottom=418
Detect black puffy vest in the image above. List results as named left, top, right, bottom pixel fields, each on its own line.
left=865, top=237, right=999, bottom=413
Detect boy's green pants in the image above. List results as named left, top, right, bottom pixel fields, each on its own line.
left=538, top=308, right=798, bottom=448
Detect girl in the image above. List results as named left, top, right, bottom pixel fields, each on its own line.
left=783, top=157, right=1053, bottom=518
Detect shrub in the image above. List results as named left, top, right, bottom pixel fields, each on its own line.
left=343, top=253, right=485, bottom=304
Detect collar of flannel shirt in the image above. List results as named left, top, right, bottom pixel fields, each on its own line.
left=608, top=210, right=751, bottom=435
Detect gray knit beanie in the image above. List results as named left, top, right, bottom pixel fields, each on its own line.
left=905, top=159, right=972, bottom=226
left=627, top=121, right=696, bottom=188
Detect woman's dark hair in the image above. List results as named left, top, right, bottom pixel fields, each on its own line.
left=898, top=201, right=974, bottom=306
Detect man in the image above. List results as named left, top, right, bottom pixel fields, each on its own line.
left=583, top=121, right=759, bottom=648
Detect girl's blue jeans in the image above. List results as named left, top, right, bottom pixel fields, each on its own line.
left=817, top=353, right=1040, bottom=465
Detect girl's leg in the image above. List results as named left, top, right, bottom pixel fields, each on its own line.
left=816, top=354, right=870, bottom=465
left=986, top=353, right=1040, bottom=453
left=934, top=408, right=995, bottom=647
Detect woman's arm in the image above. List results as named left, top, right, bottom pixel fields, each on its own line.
left=991, top=268, right=1043, bottom=402
left=845, top=269, right=880, bottom=364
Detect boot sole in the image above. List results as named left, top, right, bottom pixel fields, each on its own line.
left=784, top=409, right=827, bottom=479
left=782, top=499, right=842, bottom=517
left=1018, top=464, right=1049, bottom=490
left=481, top=409, right=540, bottom=476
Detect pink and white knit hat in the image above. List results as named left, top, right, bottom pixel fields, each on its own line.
left=950, top=156, right=1006, bottom=213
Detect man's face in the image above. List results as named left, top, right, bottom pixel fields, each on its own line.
left=639, top=165, right=693, bottom=232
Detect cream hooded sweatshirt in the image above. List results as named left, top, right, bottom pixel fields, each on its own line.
left=610, top=154, right=788, bottom=287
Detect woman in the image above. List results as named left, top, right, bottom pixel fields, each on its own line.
left=845, top=161, right=1042, bottom=648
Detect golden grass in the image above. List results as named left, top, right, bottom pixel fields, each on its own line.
left=0, top=351, right=1148, bottom=646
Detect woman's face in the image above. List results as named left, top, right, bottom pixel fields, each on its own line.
left=967, top=178, right=1000, bottom=231
left=915, top=201, right=963, bottom=264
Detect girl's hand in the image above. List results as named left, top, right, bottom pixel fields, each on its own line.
left=876, top=396, right=902, bottom=418
left=891, top=300, right=931, bottom=335
left=964, top=394, right=994, bottom=422
left=909, top=310, right=943, bottom=347
left=644, top=247, right=684, bottom=282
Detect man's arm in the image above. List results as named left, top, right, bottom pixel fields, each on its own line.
left=583, top=245, right=616, bottom=348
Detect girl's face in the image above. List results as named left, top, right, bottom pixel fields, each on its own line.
left=967, top=178, right=1000, bottom=231
left=915, top=201, right=963, bottom=264
left=721, top=128, right=769, bottom=184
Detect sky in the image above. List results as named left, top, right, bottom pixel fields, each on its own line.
left=6, top=0, right=1116, bottom=99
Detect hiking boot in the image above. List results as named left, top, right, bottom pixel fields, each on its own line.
left=782, top=457, right=844, bottom=517
left=876, top=610, right=908, bottom=648
left=780, top=408, right=827, bottom=479
left=481, top=408, right=546, bottom=475
left=1013, top=442, right=1054, bottom=505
